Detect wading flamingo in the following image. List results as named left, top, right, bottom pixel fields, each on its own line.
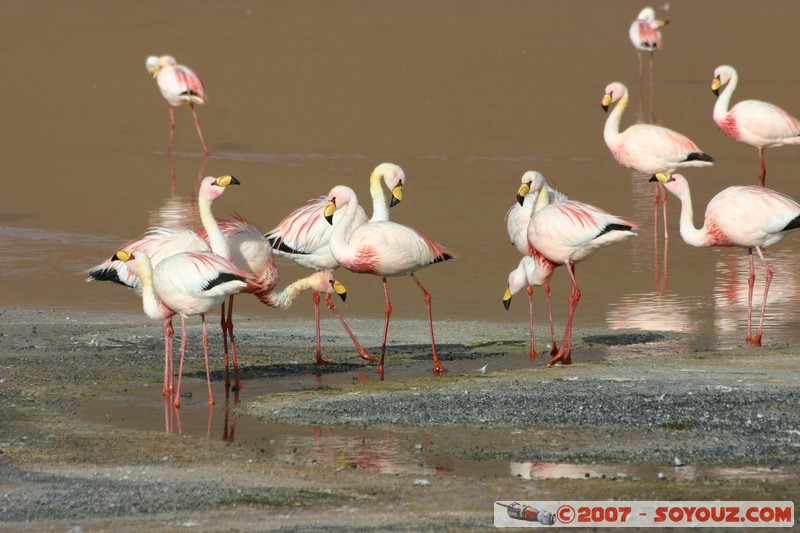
left=265, top=163, right=406, bottom=365
left=504, top=171, right=566, bottom=359
left=650, top=172, right=800, bottom=346
left=146, top=55, right=209, bottom=155
left=324, top=185, right=453, bottom=375
left=711, top=65, right=800, bottom=187
left=527, top=183, right=639, bottom=364
left=603, top=81, right=713, bottom=238
left=629, top=7, right=668, bottom=89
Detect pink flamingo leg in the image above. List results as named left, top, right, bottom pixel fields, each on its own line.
left=201, top=314, right=215, bottom=405
left=312, top=292, right=333, bottom=365
left=758, top=147, right=766, bottom=187
left=543, top=282, right=558, bottom=356
left=325, top=293, right=378, bottom=362
left=549, top=262, right=579, bottom=366
left=379, top=278, right=392, bottom=375
left=661, top=182, right=669, bottom=239
left=168, top=106, right=176, bottom=154
left=190, top=103, right=210, bottom=155
left=745, top=248, right=756, bottom=346
left=226, top=296, right=241, bottom=390
left=526, top=284, right=537, bottom=360
left=162, top=318, right=175, bottom=396
left=220, top=300, right=230, bottom=387
left=411, top=273, right=445, bottom=374
left=751, top=247, right=772, bottom=347
left=174, top=316, right=188, bottom=408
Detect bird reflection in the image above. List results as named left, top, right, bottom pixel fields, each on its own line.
left=222, top=387, right=239, bottom=443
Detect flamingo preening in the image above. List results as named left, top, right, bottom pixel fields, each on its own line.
left=265, top=163, right=406, bottom=365
left=324, top=185, right=453, bottom=375
left=146, top=55, right=210, bottom=155
left=527, top=183, right=638, bottom=364
left=603, top=81, right=713, bottom=238
left=629, top=7, right=668, bottom=89
left=712, top=65, right=800, bottom=187
left=650, top=172, right=800, bottom=346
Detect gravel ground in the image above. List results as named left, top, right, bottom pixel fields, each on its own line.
left=1, top=307, right=799, bottom=531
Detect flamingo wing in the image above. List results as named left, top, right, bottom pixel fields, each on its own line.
left=728, top=101, right=800, bottom=146
left=618, top=124, right=710, bottom=172
left=707, top=186, right=800, bottom=245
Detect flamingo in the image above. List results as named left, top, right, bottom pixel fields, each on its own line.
left=146, top=55, right=209, bottom=155
left=504, top=171, right=566, bottom=359
left=629, top=7, right=669, bottom=88
left=711, top=65, right=800, bottom=187
left=603, top=81, right=713, bottom=238
left=324, top=185, right=453, bottom=374
left=264, top=163, right=406, bottom=365
left=527, top=183, right=639, bottom=364
left=650, top=172, right=800, bottom=346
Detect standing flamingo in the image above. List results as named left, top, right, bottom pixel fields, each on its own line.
left=650, top=172, right=800, bottom=346
left=504, top=171, right=566, bottom=359
left=146, top=55, right=210, bottom=155
left=264, top=163, right=406, bottom=365
left=603, top=81, right=713, bottom=238
left=324, top=185, right=453, bottom=375
left=711, top=65, right=800, bottom=187
left=527, top=184, right=638, bottom=364
left=629, top=7, right=669, bottom=89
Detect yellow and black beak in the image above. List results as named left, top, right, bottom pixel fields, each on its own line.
left=331, top=279, right=347, bottom=302
left=112, top=250, right=133, bottom=262
left=324, top=199, right=337, bottom=225
left=502, top=287, right=513, bottom=310
left=657, top=19, right=670, bottom=28
left=389, top=184, right=404, bottom=207
left=711, top=77, right=721, bottom=96
left=649, top=172, right=672, bottom=184
left=216, top=175, right=240, bottom=187
left=516, top=182, right=531, bottom=206
left=602, top=93, right=612, bottom=112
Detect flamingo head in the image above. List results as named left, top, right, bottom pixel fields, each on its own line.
left=650, top=172, right=689, bottom=197
left=307, top=271, right=348, bottom=301
left=111, top=249, right=152, bottom=280
left=711, top=65, right=735, bottom=96
left=636, top=7, right=655, bottom=21
left=199, top=175, right=240, bottom=203
left=146, top=55, right=177, bottom=77
left=371, top=162, right=405, bottom=207
left=602, top=82, right=627, bottom=112
left=518, top=171, right=545, bottom=205
left=324, top=185, right=356, bottom=225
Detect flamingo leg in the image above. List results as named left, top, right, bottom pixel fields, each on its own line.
left=226, top=296, right=241, bottom=390
left=201, top=313, right=215, bottom=405
left=220, top=300, right=230, bottom=388
left=746, top=248, right=756, bottom=346
left=379, top=277, right=392, bottom=375
left=163, top=318, right=175, bottom=396
left=660, top=181, right=669, bottom=239
left=411, top=273, right=445, bottom=374
left=752, top=247, right=772, bottom=347
left=544, top=282, right=559, bottom=356
left=168, top=106, right=176, bottom=154
left=652, top=181, right=660, bottom=239
left=312, top=292, right=334, bottom=365
left=190, top=103, right=210, bottom=156
left=758, top=147, right=766, bottom=187
left=325, top=293, right=378, bottom=363
left=174, top=316, right=188, bottom=408
left=549, top=262, right=579, bottom=365
left=526, top=284, right=537, bottom=360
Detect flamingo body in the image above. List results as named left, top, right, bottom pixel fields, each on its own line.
left=629, top=7, right=666, bottom=52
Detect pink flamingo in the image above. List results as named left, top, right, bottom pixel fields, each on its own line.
left=265, top=163, right=406, bottom=365
left=324, top=185, right=453, bottom=375
left=712, top=65, right=800, bottom=187
left=504, top=171, right=566, bottom=359
left=629, top=7, right=669, bottom=88
left=650, top=172, right=800, bottom=346
left=603, top=81, right=713, bottom=238
left=527, top=183, right=639, bottom=364
left=146, top=55, right=209, bottom=155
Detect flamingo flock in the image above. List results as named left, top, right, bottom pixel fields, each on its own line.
left=88, top=8, right=800, bottom=404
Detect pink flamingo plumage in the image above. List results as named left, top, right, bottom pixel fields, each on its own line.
left=712, top=65, right=800, bottom=187
left=629, top=7, right=668, bottom=89
left=527, top=184, right=639, bottom=364
left=265, top=163, right=406, bottom=365
left=650, top=172, right=800, bottom=346
left=503, top=171, right=566, bottom=359
left=146, top=55, right=210, bottom=155
left=603, top=81, right=713, bottom=238
left=324, top=185, right=453, bottom=375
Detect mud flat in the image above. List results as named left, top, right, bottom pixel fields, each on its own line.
left=1, top=307, right=798, bottom=531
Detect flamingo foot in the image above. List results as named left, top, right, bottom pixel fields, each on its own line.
left=529, top=349, right=538, bottom=361
left=208, top=398, right=215, bottom=406
left=746, top=335, right=763, bottom=347
left=358, top=351, right=380, bottom=363
left=315, top=356, right=336, bottom=366
left=547, top=350, right=572, bottom=366
left=173, top=399, right=181, bottom=409
left=433, top=363, right=445, bottom=374
left=549, top=343, right=559, bottom=357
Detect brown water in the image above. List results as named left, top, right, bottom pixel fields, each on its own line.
left=3, top=1, right=800, bottom=348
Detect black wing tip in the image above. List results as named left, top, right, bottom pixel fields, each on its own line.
left=783, top=213, right=800, bottom=233
left=685, top=152, right=714, bottom=163
left=597, top=223, right=636, bottom=238
left=202, top=272, right=247, bottom=292
left=87, top=268, right=125, bottom=286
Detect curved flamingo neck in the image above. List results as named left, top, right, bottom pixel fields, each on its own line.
left=604, top=89, right=628, bottom=147
left=369, top=171, right=390, bottom=222
left=330, top=194, right=360, bottom=258
left=714, top=71, right=738, bottom=123
left=262, top=275, right=313, bottom=310
left=132, top=257, right=174, bottom=320
left=671, top=184, right=709, bottom=247
left=198, top=195, right=230, bottom=258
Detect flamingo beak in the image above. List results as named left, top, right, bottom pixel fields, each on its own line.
left=502, top=287, right=512, bottom=310
left=324, top=200, right=337, bottom=225
left=602, top=94, right=612, bottom=112
left=112, top=250, right=133, bottom=262
left=389, top=184, right=403, bottom=207
left=657, top=19, right=669, bottom=28
left=516, top=182, right=531, bottom=206
left=649, top=172, right=672, bottom=184
left=331, top=279, right=347, bottom=301
left=711, top=77, right=721, bottom=96
left=216, top=175, right=240, bottom=187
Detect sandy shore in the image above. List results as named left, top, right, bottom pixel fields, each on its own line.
left=1, top=307, right=798, bottom=531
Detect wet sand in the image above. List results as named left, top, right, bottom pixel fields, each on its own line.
left=1, top=307, right=798, bottom=531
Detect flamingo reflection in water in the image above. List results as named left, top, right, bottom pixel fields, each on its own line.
left=651, top=173, right=800, bottom=346
left=146, top=55, right=210, bottom=155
